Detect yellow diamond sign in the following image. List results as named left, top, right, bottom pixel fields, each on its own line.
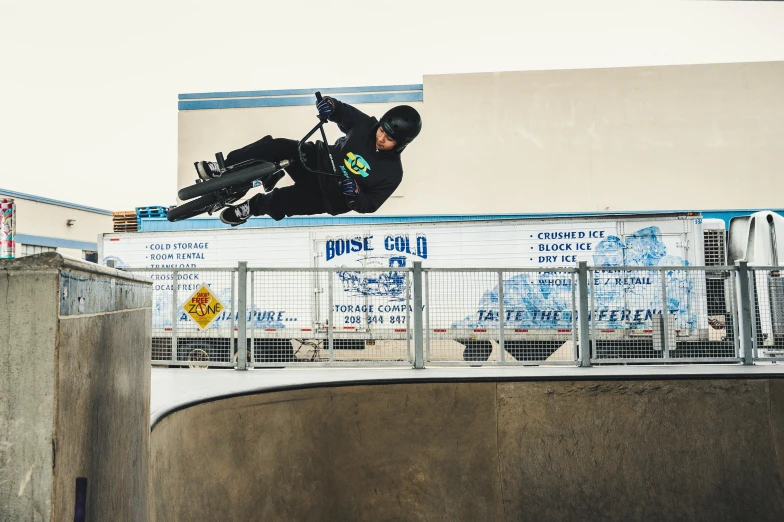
left=182, top=284, right=225, bottom=329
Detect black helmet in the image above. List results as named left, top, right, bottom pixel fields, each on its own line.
left=379, top=105, right=422, bottom=152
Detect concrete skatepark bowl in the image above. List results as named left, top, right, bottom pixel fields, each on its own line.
left=150, top=367, right=784, bottom=522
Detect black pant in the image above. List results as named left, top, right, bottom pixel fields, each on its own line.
left=225, top=136, right=325, bottom=221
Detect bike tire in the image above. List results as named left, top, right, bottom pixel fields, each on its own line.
left=167, top=192, right=220, bottom=222
left=178, top=162, right=279, bottom=201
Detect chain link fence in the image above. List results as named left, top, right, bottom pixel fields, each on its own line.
left=247, top=268, right=412, bottom=366
left=425, top=269, right=578, bottom=365
left=128, top=268, right=237, bottom=368
left=127, top=261, right=784, bottom=368
left=750, top=267, right=784, bottom=361
left=588, top=266, right=739, bottom=363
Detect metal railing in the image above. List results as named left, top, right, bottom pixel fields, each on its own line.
left=125, top=260, right=784, bottom=369
left=749, top=267, right=784, bottom=362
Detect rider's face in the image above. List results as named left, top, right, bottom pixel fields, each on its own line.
left=376, top=127, right=397, bottom=151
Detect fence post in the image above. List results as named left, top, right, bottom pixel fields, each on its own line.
left=571, top=271, right=577, bottom=362
left=577, top=261, right=591, bottom=366
left=498, top=271, right=505, bottom=363
left=413, top=262, right=425, bottom=369
left=328, top=271, right=334, bottom=362
left=171, top=268, right=179, bottom=365
left=249, top=270, right=255, bottom=365
left=736, top=260, right=754, bottom=365
left=660, top=268, right=671, bottom=360
left=578, top=262, right=591, bottom=367
left=236, top=261, right=248, bottom=370
left=424, top=271, right=431, bottom=363
left=229, top=272, right=235, bottom=366
left=406, top=271, right=412, bottom=362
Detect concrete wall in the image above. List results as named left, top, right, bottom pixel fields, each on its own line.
left=0, top=255, right=60, bottom=520
left=151, top=378, right=784, bottom=521
left=417, top=61, right=784, bottom=214
left=0, top=253, right=152, bottom=521
left=178, top=61, right=784, bottom=216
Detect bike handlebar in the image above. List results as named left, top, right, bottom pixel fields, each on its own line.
left=297, top=91, right=341, bottom=177
left=315, top=91, right=328, bottom=123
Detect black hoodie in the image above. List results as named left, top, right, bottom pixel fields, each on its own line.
left=312, top=100, right=403, bottom=215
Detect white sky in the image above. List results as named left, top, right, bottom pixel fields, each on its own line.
left=1, top=0, right=783, bottom=211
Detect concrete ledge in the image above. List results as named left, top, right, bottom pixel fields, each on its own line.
left=0, top=251, right=151, bottom=284
left=1, top=252, right=152, bottom=521
left=150, top=365, right=784, bottom=428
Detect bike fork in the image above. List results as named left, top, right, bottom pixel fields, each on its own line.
left=214, top=154, right=290, bottom=172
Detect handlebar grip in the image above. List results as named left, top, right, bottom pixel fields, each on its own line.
left=315, top=91, right=328, bottom=122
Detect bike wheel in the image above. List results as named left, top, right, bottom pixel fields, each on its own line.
left=167, top=192, right=219, bottom=222
left=178, top=162, right=280, bottom=201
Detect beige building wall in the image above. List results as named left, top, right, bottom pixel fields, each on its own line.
left=178, top=61, right=784, bottom=216
left=0, top=190, right=113, bottom=258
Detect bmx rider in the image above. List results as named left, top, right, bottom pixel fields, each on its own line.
left=193, top=96, right=422, bottom=226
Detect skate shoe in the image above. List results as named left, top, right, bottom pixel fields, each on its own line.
left=220, top=200, right=251, bottom=226
left=194, top=161, right=222, bottom=181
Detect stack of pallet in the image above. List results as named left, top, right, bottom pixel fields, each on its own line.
left=112, top=211, right=137, bottom=233
left=135, top=206, right=171, bottom=230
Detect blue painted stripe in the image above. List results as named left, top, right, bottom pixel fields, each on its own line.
left=0, top=188, right=112, bottom=215
left=16, top=234, right=98, bottom=251
left=137, top=209, right=784, bottom=233
left=179, top=91, right=424, bottom=111
left=179, top=84, right=423, bottom=100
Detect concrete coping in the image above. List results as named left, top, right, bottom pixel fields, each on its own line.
left=150, top=364, right=784, bottom=428
left=0, top=252, right=152, bottom=285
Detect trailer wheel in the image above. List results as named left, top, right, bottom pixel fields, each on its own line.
left=460, top=340, right=493, bottom=364
left=187, top=348, right=210, bottom=369
left=233, top=349, right=253, bottom=366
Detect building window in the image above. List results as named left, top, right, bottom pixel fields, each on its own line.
left=84, top=251, right=98, bottom=263
left=19, top=244, right=57, bottom=257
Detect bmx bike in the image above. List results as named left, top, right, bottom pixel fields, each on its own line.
left=167, top=91, right=340, bottom=223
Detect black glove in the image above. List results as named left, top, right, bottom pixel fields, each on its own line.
left=341, top=178, right=359, bottom=197
left=316, top=96, right=336, bottom=120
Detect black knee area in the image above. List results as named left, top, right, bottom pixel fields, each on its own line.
left=248, top=193, right=269, bottom=216
left=225, top=135, right=273, bottom=166
left=249, top=192, right=286, bottom=221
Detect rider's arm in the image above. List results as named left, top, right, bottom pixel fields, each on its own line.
left=344, top=177, right=400, bottom=214
left=329, top=99, right=373, bottom=134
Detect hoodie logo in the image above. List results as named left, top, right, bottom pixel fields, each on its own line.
left=341, top=152, right=370, bottom=178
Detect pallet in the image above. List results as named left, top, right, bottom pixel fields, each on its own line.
left=113, top=223, right=138, bottom=233
left=136, top=206, right=172, bottom=219
left=113, top=210, right=139, bottom=233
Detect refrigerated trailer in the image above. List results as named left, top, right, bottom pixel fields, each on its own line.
left=100, top=211, right=752, bottom=363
